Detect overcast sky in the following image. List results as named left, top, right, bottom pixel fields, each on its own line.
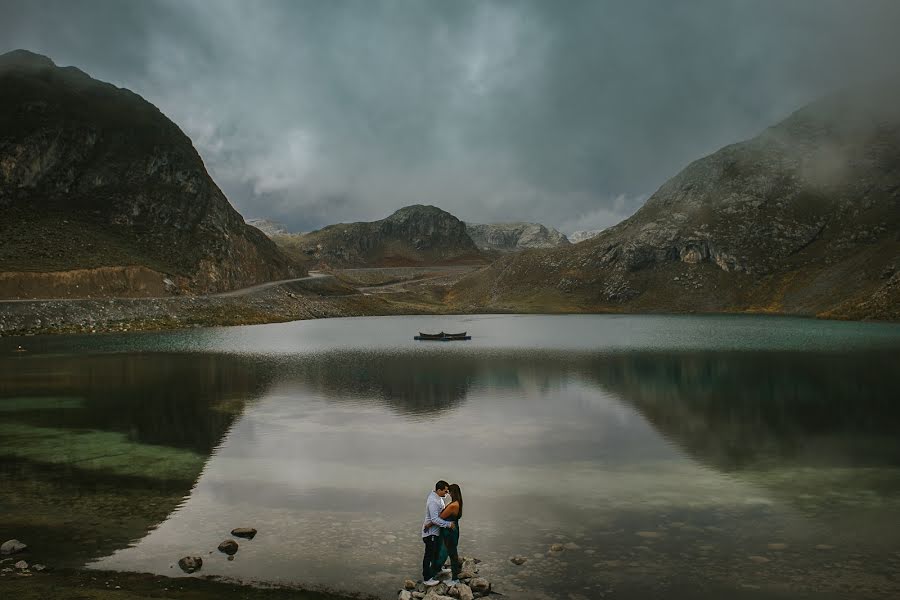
left=3, top=0, right=900, bottom=233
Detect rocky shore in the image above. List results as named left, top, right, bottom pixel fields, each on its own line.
left=0, top=276, right=436, bottom=337
left=0, top=267, right=485, bottom=337
left=398, top=557, right=491, bottom=600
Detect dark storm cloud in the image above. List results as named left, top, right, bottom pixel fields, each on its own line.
left=3, top=0, right=900, bottom=233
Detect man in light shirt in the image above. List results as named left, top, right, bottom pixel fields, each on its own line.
left=421, top=479, right=454, bottom=586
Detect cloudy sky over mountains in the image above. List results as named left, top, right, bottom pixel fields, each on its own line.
left=3, top=0, right=900, bottom=233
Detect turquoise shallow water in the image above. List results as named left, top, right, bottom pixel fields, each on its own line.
left=2, top=315, right=900, bottom=599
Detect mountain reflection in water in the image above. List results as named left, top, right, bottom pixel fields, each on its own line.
left=0, top=353, right=271, bottom=566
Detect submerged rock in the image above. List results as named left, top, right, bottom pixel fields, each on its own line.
left=32, top=564, right=47, bottom=572
left=14, top=560, right=28, bottom=570
left=1, top=540, right=27, bottom=555
left=230, top=527, right=257, bottom=539
left=510, top=555, right=527, bottom=565
left=218, top=539, right=239, bottom=555
left=177, top=556, right=203, bottom=573
left=404, top=579, right=417, bottom=590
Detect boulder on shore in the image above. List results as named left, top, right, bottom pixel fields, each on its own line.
left=1, top=539, right=27, bottom=555
left=469, top=578, right=491, bottom=594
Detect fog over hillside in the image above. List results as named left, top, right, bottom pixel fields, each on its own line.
left=3, top=0, right=900, bottom=233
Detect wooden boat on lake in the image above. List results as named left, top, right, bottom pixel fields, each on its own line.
left=414, top=331, right=471, bottom=341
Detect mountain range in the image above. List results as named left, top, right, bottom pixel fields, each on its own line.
left=1, top=49, right=896, bottom=321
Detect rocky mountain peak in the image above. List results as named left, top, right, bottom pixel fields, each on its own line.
left=285, top=205, right=482, bottom=267
left=568, top=230, right=604, bottom=244
left=0, top=49, right=56, bottom=70
left=246, top=218, right=290, bottom=237
left=465, top=221, right=570, bottom=252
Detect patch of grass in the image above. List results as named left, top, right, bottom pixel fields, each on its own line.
left=0, top=423, right=205, bottom=481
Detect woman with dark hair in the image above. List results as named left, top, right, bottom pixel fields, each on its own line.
left=434, top=483, right=463, bottom=585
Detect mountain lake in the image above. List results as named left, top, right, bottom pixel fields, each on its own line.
left=2, top=314, right=900, bottom=599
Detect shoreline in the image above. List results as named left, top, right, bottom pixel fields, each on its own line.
left=0, top=267, right=896, bottom=337
left=2, top=293, right=896, bottom=338
left=0, top=566, right=372, bottom=600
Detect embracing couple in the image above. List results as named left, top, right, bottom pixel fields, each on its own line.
left=421, top=480, right=463, bottom=587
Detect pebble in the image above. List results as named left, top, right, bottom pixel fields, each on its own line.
left=749, top=556, right=770, bottom=564
left=636, top=531, right=663, bottom=539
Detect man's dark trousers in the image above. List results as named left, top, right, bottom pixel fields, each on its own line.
left=422, top=534, right=441, bottom=580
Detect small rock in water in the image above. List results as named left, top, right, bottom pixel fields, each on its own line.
left=749, top=555, right=770, bottom=564
left=218, top=539, right=239, bottom=555
left=563, top=542, right=581, bottom=550
left=227, top=555, right=235, bottom=561
left=14, top=560, right=28, bottom=570
left=398, top=591, right=412, bottom=600
left=404, top=579, right=417, bottom=590
left=230, top=527, right=257, bottom=539
left=32, top=564, right=47, bottom=572
left=510, top=555, right=527, bottom=565
left=178, top=556, right=203, bottom=573
left=1, top=540, right=27, bottom=555
left=550, top=543, right=564, bottom=552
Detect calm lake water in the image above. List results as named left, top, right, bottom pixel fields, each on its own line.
left=2, top=314, right=900, bottom=599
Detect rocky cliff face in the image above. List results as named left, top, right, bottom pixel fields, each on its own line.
left=465, top=222, right=570, bottom=252
left=453, top=82, right=900, bottom=320
left=290, top=205, right=483, bottom=267
left=0, top=50, right=301, bottom=297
